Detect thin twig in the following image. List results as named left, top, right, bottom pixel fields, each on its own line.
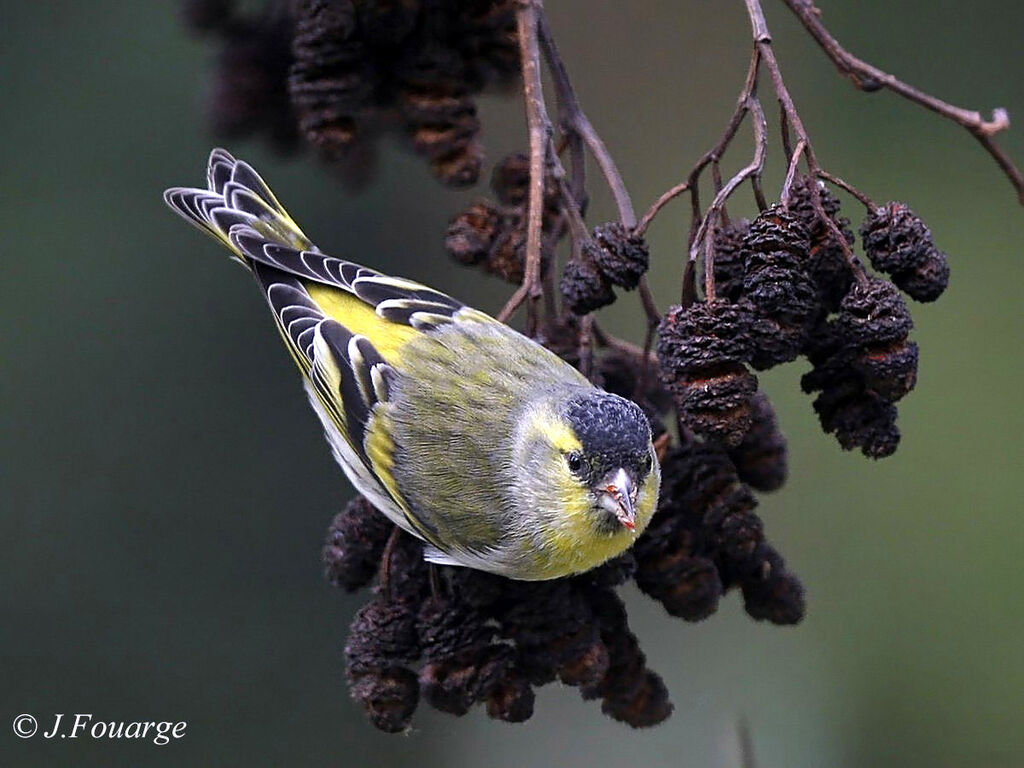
left=781, top=0, right=1023, bottom=204
left=750, top=173, right=768, bottom=211
left=641, top=44, right=764, bottom=305
left=636, top=180, right=690, bottom=237
left=498, top=0, right=549, bottom=326
left=685, top=48, right=763, bottom=247
left=378, top=526, right=401, bottom=603
left=688, top=95, right=768, bottom=267
left=539, top=12, right=636, bottom=226
left=592, top=322, right=659, bottom=369
left=779, top=101, right=793, bottom=158
left=744, top=0, right=865, bottom=279
left=538, top=8, right=659, bottom=328
left=704, top=214, right=719, bottom=301
left=637, top=277, right=661, bottom=325
left=737, top=716, right=758, bottom=768
left=578, top=313, right=595, bottom=380
left=816, top=168, right=876, bottom=209
left=779, top=138, right=807, bottom=207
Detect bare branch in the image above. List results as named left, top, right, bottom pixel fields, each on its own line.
left=779, top=138, right=807, bottom=207
left=635, top=181, right=690, bottom=237
left=816, top=168, right=875, bottom=209
left=498, top=0, right=550, bottom=326
left=538, top=12, right=636, bottom=226
left=780, top=0, right=1024, bottom=204
left=743, top=0, right=865, bottom=278
left=688, top=95, right=768, bottom=268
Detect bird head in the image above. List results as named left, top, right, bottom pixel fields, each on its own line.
left=516, top=389, right=660, bottom=553
left=560, top=390, right=660, bottom=534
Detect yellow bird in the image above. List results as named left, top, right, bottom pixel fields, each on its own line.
left=164, top=149, right=659, bottom=580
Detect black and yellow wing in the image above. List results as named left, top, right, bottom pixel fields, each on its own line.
left=164, top=149, right=493, bottom=543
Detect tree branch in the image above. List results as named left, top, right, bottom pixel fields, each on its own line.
left=538, top=13, right=636, bottom=227
left=498, top=0, right=550, bottom=326
left=744, top=0, right=864, bottom=278
left=780, top=0, right=1024, bottom=204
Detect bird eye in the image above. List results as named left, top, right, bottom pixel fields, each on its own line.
left=566, top=452, right=584, bottom=473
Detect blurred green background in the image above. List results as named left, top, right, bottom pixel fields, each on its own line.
left=3, top=1, right=1022, bottom=765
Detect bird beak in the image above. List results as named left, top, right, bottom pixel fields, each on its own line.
left=599, top=468, right=637, bottom=531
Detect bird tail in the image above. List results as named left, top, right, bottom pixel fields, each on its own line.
left=163, top=148, right=313, bottom=266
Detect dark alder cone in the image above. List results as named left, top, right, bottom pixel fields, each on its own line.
left=486, top=225, right=530, bottom=284
left=448, top=153, right=564, bottom=282
left=802, top=320, right=903, bottom=459
left=728, top=391, right=788, bottom=492
left=859, top=202, right=949, bottom=299
left=491, top=152, right=531, bottom=205
left=355, top=0, right=421, bottom=48
left=585, top=586, right=673, bottom=727
left=633, top=545, right=723, bottom=622
left=485, top=668, right=536, bottom=722
left=383, top=528, right=431, bottom=605
left=635, top=437, right=804, bottom=625
left=458, top=0, right=519, bottom=84
left=345, top=599, right=420, bottom=733
left=836, top=277, right=917, bottom=403
left=500, top=581, right=607, bottom=691
left=812, top=379, right=901, bottom=459
left=853, top=339, right=919, bottom=403
left=534, top=313, right=582, bottom=369
left=322, top=496, right=395, bottom=591
left=288, top=0, right=372, bottom=159
left=185, top=0, right=520, bottom=184
left=893, top=253, right=950, bottom=303
left=180, top=0, right=235, bottom=32
left=490, top=152, right=561, bottom=212
left=711, top=218, right=750, bottom=302
left=446, top=206, right=550, bottom=285
left=589, top=222, right=650, bottom=290
left=208, top=11, right=299, bottom=148
left=585, top=553, right=638, bottom=589
left=837, top=277, right=914, bottom=356
left=788, top=176, right=856, bottom=311
left=595, top=348, right=673, bottom=417
left=632, top=444, right=724, bottom=621
left=860, top=202, right=951, bottom=303
left=739, top=543, right=805, bottom=625
left=561, top=257, right=616, bottom=314
left=416, top=596, right=508, bottom=715
left=741, top=206, right=819, bottom=368
left=397, top=43, right=483, bottom=187
left=657, top=301, right=758, bottom=447
left=445, top=200, right=502, bottom=266
left=861, top=202, right=928, bottom=273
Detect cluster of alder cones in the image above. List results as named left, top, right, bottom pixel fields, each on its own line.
left=181, top=0, right=952, bottom=733
left=182, top=0, right=518, bottom=186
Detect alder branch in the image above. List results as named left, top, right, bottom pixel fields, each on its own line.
left=498, top=0, right=550, bottom=327
left=538, top=7, right=660, bottom=326
left=744, top=0, right=864, bottom=278
left=538, top=13, right=635, bottom=227
left=686, top=94, right=768, bottom=303
left=780, top=0, right=1024, bottom=205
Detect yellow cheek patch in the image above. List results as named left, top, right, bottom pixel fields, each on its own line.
left=634, top=474, right=659, bottom=531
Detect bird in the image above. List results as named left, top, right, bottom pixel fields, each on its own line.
left=164, top=149, right=660, bottom=580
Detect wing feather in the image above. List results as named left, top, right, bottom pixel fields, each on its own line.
left=227, top=225, right=479, bottom=334
left=166, top=149, right=488, bottom=551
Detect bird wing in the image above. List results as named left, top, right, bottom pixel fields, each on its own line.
left=164, top=149, right=498, bottom=544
